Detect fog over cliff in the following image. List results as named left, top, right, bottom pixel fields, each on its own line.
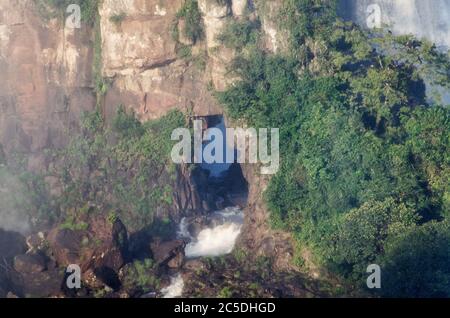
left=339, top=0, right=450, bottom=48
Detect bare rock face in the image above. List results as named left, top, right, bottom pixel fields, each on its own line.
left=238, top=162, right=296, bottom=272
left=47, top=228, right=83, bottom=266
left=0, top=0, right=95, bottom=171
left=232, top=0, right=248, bottom=17
left=99, top=0, right=222, bottom=121
left=198, top=0, right=229, bottom=49
left=254, top=0, right=289, bottom=53
left=198, top=0, right=237, bottom=92
left=173, top=164, right=204, bottom=215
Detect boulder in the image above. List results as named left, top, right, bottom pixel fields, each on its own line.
left=14, top=253, right=46, bottom=274
left=0, top=229, right=27, bottom=296
left=47, top=216, right=129, bottom=289
left=47, top=228, right=84, bottom=266
left=0, top=229, right=27, bottom=264
left=19, top=269, right=64, bottom=298
left=150, top=239, right=186, bottom=269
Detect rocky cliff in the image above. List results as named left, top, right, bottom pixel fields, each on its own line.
left=0, top=0, right=95, bottom=171
left=0, top=1, right=289, bottom=169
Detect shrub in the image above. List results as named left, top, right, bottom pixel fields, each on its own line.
left=176, top=0, right=204, bottom=44
left=217, top=18, right=260, bottom=51
left=109, top=12, right=126, bottom=26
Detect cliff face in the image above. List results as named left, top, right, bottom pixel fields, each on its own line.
left=0, top=0, right=285, bottom=165
left=0, top=0, right=95, bottom=171
left=99, top=0, right=226, bottom=121
left=97, top=0, right=283, bottom=120
left=238, top=162, right=297, bottom=271
left=2, top=0, right=449, bottom=168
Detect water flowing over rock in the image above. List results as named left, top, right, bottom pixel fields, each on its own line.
left=339, top=0, right=450, bottom=48
left=179, top=206, right=244, bottom=258
left=161, top=273, right=184, bottom=298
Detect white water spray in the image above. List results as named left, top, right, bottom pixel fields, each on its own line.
left=185, top=222, right=242, bottom=258
left=161, top=273, right=184, bottom=298
left=182, top=207, right=244, bottom=258
left=162, top=207, right=244, bottom=297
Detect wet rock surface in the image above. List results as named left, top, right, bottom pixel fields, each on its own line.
left=150, top=239, right=186, bottom=269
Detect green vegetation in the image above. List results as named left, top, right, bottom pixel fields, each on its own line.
left=50, top=106, right=185, bottom=230
left=123, top=259, right=160, bottom=293
left=176, top=45, right=193, bottom=60
left=217, top=18, right=261, bottom=51
left=218, top=0, right=450, bottom=297
left=37, top=0, right=100, bottom=25
left=59, top=215, right=89, bottom=231
left=0, top=154, right=55, bottom=229
left=217, top=286, right=233, bottom=298
left=174, top=0, right=204, bottom=44
left=109, top=12, right=126, bottom=26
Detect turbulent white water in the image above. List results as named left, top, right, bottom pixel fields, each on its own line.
left=185, top=223, right=242, bottom=258
left=180, top=206, right=244, bottom=258
left=162, top=207, right=244, bottom=297
left=161, top=274, right=184, bottom=298
left=339, top=0, right=450, bottom=48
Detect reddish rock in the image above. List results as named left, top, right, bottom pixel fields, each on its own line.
left=150, top=239, right=186, bottom=268
left=47, top=229, right=83, bottom=266
left=14, top=253, right=46, bottom=274
left=47, top=215, right=129, bottom=289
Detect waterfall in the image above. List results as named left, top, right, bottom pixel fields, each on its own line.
left=161, top=207, right=244, bottom=297
left=161, top=274, right=184, bottom=298
left=200, top=117, right=235, bottom=178
left=338, top=0, right=450, bottom=48
left=180, top=207, right=244, bottom=258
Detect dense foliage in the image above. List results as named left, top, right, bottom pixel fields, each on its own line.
left=0, top=108, right=185, bottom=232
left=218, top=0, right=450, bottom=297
left=48, top=107, right=185, bottom=230
left=174, top=0, right=204, bottom=44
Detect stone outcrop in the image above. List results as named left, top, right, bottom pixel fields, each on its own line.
left=150, top=239, right=186, bottom=269
left=47, top=216, right=129, bottom=288
left=14, top=253, right=47, bottom=274
left=99, top=0, right=223, bottom=121
left=0, top=0, right=285, bottom=168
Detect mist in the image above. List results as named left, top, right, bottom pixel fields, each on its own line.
left=0, top=166, right=31, bottom=234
